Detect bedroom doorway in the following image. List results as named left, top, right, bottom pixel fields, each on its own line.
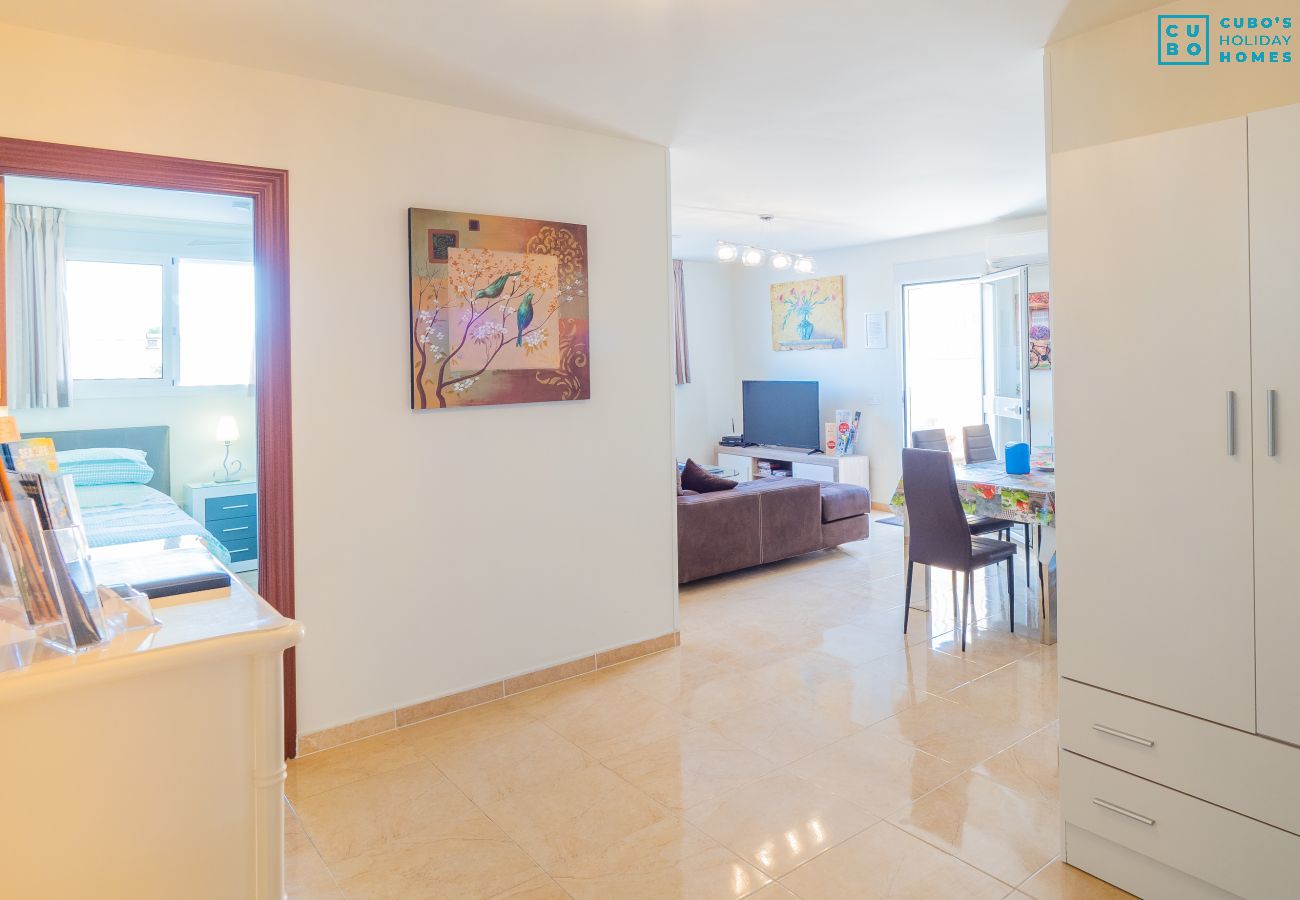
left=4, top=175, right=260, bottom=583
left=0, top=140, right=296, bottom=757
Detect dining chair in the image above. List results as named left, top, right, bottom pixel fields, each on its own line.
left=902, top=448, right=1017, bottom=650
left=962, top=423, right=1032, bottom=588
left=911, top=428, right=1009, bottom=541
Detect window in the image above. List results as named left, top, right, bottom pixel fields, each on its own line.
left=66, top=260, right=165, bottom=381
left=66, top=254, right=254, bottom=393
left=178, top=259, right=255, bottom=386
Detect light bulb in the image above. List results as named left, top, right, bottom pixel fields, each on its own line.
left=770, top=252, right=792, bottom=270
left=741, top=247, right=764, bottom=267
left=715, top=242, right=738, bottom=262
left=793, top=256, right=815, bottom=274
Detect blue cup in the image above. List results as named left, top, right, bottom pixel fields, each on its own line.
left=1005, top=442, right=1030, bottom=474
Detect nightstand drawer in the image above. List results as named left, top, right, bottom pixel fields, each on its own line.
left=208, top=515, right=257, bottom=544
left=222, top=536, right=258, bottom=563
left=205, top=494, right=257, bottom=522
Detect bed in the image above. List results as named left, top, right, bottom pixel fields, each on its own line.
left=26, top=426, right=233, bottom=564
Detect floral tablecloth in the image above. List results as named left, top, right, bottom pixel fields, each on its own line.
left=890, top=458, right=1056, bottom=527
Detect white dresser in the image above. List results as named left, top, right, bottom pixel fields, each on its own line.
left=0, top=574, right=303, bottom=898
left=1052, top=103, right=1300, bottom=897
left=716, top=444, right=869, bottom=488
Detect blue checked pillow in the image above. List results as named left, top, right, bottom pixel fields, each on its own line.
left=56, top=448, right=155, bottom=486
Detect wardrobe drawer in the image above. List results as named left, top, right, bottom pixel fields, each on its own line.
left=1062, top=751, right=1300, bottom=900
left=1061, top=678, right=1300, bottom=835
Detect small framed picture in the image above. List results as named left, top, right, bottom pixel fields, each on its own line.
left=865, top=311, right=887, bottom=349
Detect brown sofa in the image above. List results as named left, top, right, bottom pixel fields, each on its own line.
left=677, top=478, right=870, bottom=583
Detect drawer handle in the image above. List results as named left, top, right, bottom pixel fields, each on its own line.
left=1093, top=797, right=1155, bottom=827
left=220, top=503, right=251, bottom=510
left=1092, top=724, right=1154, bottom=748
left=222, top=526, right=250, bottom=533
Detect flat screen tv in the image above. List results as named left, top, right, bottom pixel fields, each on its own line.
left=742, top=380, right=820, bottom=450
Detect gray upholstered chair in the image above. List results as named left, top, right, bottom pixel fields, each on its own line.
left=902, top=448, right=1017, bottom=650
left=911, top=428, right=1008, bottom=541
left=962, top=423, right=1032, bottom=587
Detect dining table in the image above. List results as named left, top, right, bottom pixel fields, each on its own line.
left=890, top=449, right=1058, bottom=644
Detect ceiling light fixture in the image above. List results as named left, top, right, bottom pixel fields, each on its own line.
left=793, top=256, right=815, bottom=274
left=770, top=252, right=792, bottom=270
left=740, top=246, right=764, bottom=267
left=715, top=241, right=738, bottom=262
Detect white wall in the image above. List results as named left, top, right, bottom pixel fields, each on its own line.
left=0, top=23, right=676, bottom=737
left=723, top=216, right=1047, bottom=502
left=673, top=261, right=740, bottom=463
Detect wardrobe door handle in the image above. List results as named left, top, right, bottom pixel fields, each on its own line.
left=1226, top=391, right=1237, bottom=456
left=1091, top=723, right=1155, bottom=748
left=1267, top=389, right=1277, bottom=457
left=1093, top=798, right=1155, bottom=827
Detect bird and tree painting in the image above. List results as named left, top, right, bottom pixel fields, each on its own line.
left=409, top=209, right=590, bottom=409
left=770, top=275, right=846, bottom=350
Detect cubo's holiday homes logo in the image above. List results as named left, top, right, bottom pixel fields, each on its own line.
left=1158, top=14, right=1293, bottom=65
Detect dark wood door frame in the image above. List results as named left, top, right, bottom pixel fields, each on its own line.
left=0, top=137, right=298, bottom=758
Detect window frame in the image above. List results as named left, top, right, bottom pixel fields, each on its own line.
left=66, top=233, right=254, bottom=399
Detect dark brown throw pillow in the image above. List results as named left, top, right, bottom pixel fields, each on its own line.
left=681, top=458, right=737, bottom=493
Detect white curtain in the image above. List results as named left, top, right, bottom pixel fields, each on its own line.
left=671, top=258, right=691, bottom=385
left=5, top=205, right=71, bottom=409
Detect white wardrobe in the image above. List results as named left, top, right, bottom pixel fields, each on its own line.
left=1052, top=102, right=1300, bottom=898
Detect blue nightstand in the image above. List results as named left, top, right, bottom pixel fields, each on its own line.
left=185, top=479, right=258, bottom=573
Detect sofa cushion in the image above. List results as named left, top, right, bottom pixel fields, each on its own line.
left=820, top=482, right=870, bottom=522
left=676, top=490, right=762, bottom=582
left=681, top=458, right=737, bottom=493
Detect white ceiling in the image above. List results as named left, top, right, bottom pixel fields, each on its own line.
left=0, top=0, right=1133, bottom=259
left=5, top=176, right=254, bottom=225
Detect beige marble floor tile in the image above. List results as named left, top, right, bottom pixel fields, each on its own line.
left=284, top=729, right=423, bottom=802
left=1019, top=858, right=1134, bottom=899
left=945, top=651, right=1058, bottom=732
left=928, top=624, right=1042, bottom=670
left=551, top=817, right=770, bottom=898
left=787, top=730, right=963, bottom=819
left=527, top=679, right=700, bottom=761
left=488, top=874, right=572, bottom=899
left=683, top=770, right=877, bottom=878
left=478, top=761, right=675, bottom=872
left=854, top=643, right=996, bottom=696
left=667, top=668, right=774, bottom=724
left=601, top=648, right=731, bottom=704
left=973, top=722, right=1059, bottom=803
left=888, top=770, right=1060, bottom=887
left=781, top=821, right=1011, bottom=900
left=605, top=727, right=778, bottom=811
left=812, top=622, right=916, bottom=667
left=747, top=883, right=800, bottom=899
left=329, top=832, right=547, bottom=900
left=709, top=694, right=864, bottom=766
left=430, top=720, right=592, bottom=806
left=399, top=696, right=537, bottom=760
left=293, top=760, right=496, bottom=866
left=809, top=669, right=927, bottom=728
left=285, top=828, right=345, bottom=899
left=865, top=691, right=1039, bottom=769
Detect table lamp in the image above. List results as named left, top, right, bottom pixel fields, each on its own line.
left=214, top=415, right=244, bottom=483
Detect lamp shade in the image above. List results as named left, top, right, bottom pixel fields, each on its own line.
left=216, top=416, right=240, bottom=443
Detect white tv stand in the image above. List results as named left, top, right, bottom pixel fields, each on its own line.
left=716, top=444, right=869, bottom=488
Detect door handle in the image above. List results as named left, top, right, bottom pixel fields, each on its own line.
left=1267, top=389, right=1277, bottom=457
left=1226, top=391, right=1237, bottom=456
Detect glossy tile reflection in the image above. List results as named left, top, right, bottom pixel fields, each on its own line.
left=284, top=516, right=1124, bottom=897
